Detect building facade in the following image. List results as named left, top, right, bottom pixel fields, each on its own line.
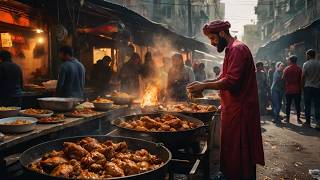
left=255, top=0, right=320, bottom=63
left=243, top=24, right=260, bottom=54
left=255, top=0, right=320, bottom=43
left=107, top=0, right=225, bottom=42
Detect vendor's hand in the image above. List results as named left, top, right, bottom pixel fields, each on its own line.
left=187, top=81, right=201, bottom=87
left=187, top=81, right=205, bottom=93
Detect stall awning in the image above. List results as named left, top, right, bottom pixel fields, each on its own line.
left=256, top=18, right=320, bottom=59
left=82, top=0, right=216, bottom=54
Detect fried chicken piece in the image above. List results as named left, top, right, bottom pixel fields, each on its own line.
left=89, top=163, right=104, bottom=173
left=140, top=116, right=161, bottom=129
left=40, top=156, right=68, bottom=170
left=122, top=159, right=140, bottom=175
left=51, top=164, right=74, bottom=177
left=69, top=159, right=82, bottom=177
left=132, top=149, right=162, bottom=164
left=148, top=154, right=163, bottom=164
left=159, top=124, right=171, bottom=131
left=119, top=121, right=134, bottom=129
left=104, top=141, right=128, bottom=152
left=104, top=162, right=125, bottom=177
left=114, top=152, right=132, bottom=160
left=180, top=122, right=191, bottom=130
left=29, top=162, right=45, bottom=174
left=135, top=126, right=148, bottom=131
left=79, top=137, right=105, bottom=152
left=81, top=151, right=106, bottom=166
left=102, top=146, right=115, bottom=160
left=137, top=161, right=152, bottom=172
left=138, top=149, right=150, bottom=156
left=77, top=170, right=100, bottom=179
left=164, top=118, right=182, bottom=129
left=63, top=142, right=89, bottom=160
left=42, top=150, right=64, bottom=160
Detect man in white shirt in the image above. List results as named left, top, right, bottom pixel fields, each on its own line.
left=302, top=49, right=320, bottom=129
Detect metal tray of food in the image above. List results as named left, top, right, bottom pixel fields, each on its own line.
left=37, top=97, right=83, bottom=112
left=0, top=117, right=37, bottom=133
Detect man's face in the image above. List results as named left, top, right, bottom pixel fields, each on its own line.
left=214, top=67, right=220, bottom=74
left=306, top=54, right=310, bottom=60
left=207, top=33, right=228, bottom=53
left=279, top=64, right=285, bottom=71
left=59, top=52, right=67, bottom=61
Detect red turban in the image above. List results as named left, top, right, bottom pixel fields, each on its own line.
left=203, top=20, right=231, bottom=35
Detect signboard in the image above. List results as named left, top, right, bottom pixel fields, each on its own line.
left=1, top=33, right=13, bottom=47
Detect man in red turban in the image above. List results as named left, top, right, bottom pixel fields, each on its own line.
left=187, top=20, right=265, bottom=179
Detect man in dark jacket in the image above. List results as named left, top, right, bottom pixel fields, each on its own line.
left=0, top=50, right=23, bottom=106
left=56, top=45, right=85, bottom=98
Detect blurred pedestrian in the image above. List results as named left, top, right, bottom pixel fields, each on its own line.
left=167, top=53, right=195, bottom=101
left=268, top=62, right=276, bottom=89
left=283, top=55, right=302, bottom=123
left=119, top=53, right=141, bottom=96
left=56, top=45, right=85, bottom=98
left=0, top=50, right=23, bottom=107
left=302, top=49, right=320, bottom=129
left=185, top=59, right=192, bottom=68
left=271, top=62, right=285, bottom=123
left=213, top=66, right=221, bottom=78
left=195, top=63, right=207, bottom=82
left=141, top=51, right=156, bottom=80
left=256, top=61, right=268, bottom=115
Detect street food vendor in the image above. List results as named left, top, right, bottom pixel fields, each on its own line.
left=56, top=45, right=85, bottom=98
left=167, top=53, right=195, bottom=101
left=0, top=50, right=23, bottom=106
left=187, top=20, right=265, bottom=179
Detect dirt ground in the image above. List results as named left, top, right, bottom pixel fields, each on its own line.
left=257, top=114, right=320, bottom=180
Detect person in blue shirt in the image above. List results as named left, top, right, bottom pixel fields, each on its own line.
left=0, top=50, right=23, bottom=106
left=271, top=62, right=285, bottom=123
left=56, top=45, right=85, bottom=98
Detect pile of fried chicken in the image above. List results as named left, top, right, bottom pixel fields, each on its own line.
left=118, top=114, right=198, bottom=132
left=29, top=137, right=163, bottom=179
left=160, top=103, right=217, bottom=113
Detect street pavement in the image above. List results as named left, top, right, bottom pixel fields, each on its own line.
left=258, top=113, right=320, bottom=179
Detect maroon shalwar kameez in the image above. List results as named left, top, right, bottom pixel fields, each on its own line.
left=217, top=39, right=265, bottom=179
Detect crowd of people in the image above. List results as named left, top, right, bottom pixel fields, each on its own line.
left=256, top=49, right=320, bottom=130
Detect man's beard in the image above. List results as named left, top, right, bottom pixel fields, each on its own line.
left=216, top=36, right=228, bottom=53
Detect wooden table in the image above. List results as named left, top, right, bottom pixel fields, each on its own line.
left=0, top=106, right=132, bottom=177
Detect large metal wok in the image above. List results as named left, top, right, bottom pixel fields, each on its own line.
left=20, top=136, right=171, bottom=180
left=155, top=102, right=218, bottom=124
left=112, top=113, right=204, bottom=149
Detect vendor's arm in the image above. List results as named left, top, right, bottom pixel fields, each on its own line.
left=207, top=47, right=248, bottom=90
left=188, top=46, right=248, bottom=92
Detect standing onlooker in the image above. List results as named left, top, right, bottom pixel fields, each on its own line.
left=213, top=66, right=221, bottom=78
left=141, top=51, right=156, bottom=80
left=267, top=62, right=276, bottom=108
left=195, top=63, right=207, bottom=82
left=302, top=49, right=320, bottom=129
left=167, top=53, right=195, bottom=101
left=185, top=59, right=192, bottom=68
left=271, top=62, right=285, bottom=123
left=119, top=53, right=141, bottom=96
left=283, top=55, right=302, bottom=123
left=56, top=45, right=85, bottom=98
left=267, top=62, right=276, bottom=89
left=256, top=61, right=268, bottom=115
left=0, top=50, right=23, bottom=107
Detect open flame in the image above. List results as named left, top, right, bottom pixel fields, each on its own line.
left=141, top=83, right=159, bottom=108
